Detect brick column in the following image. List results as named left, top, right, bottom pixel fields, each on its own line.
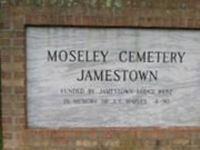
left=1, top=0, right=200, bottom=149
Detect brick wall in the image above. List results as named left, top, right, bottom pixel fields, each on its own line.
left=1, top=0, right=200, bottom=149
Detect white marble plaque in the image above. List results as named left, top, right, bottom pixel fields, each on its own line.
left=27, top=27, right=200, bottom=128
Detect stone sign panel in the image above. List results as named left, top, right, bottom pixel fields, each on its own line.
left=27, top=27, right=200, bottom=128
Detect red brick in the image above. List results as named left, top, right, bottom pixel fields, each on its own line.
left=14, top=86, right=25, bottom=94
left=13, top=38, right=24, bottom=46
left=12, top=16, right=25, bottom=29
left=2, top=71, right=12, bottom=79
left=13, top=55, right=24, bottom=62
left=14, top=71, right=25, bottom=79
left=2, top=85, right=13, bottom=94
left=2, top=18, right=12, bottom=29
left=3, top=133, right=13, bottom=140
left=1, top=1, right=200, bottom=150
left=1, top=54, right=11, bottom=63
left=0, top=38, right=10, bottom=45
left=2, top=117, right=12, bottom=124
left=15, top=117, right=25, bottom=124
